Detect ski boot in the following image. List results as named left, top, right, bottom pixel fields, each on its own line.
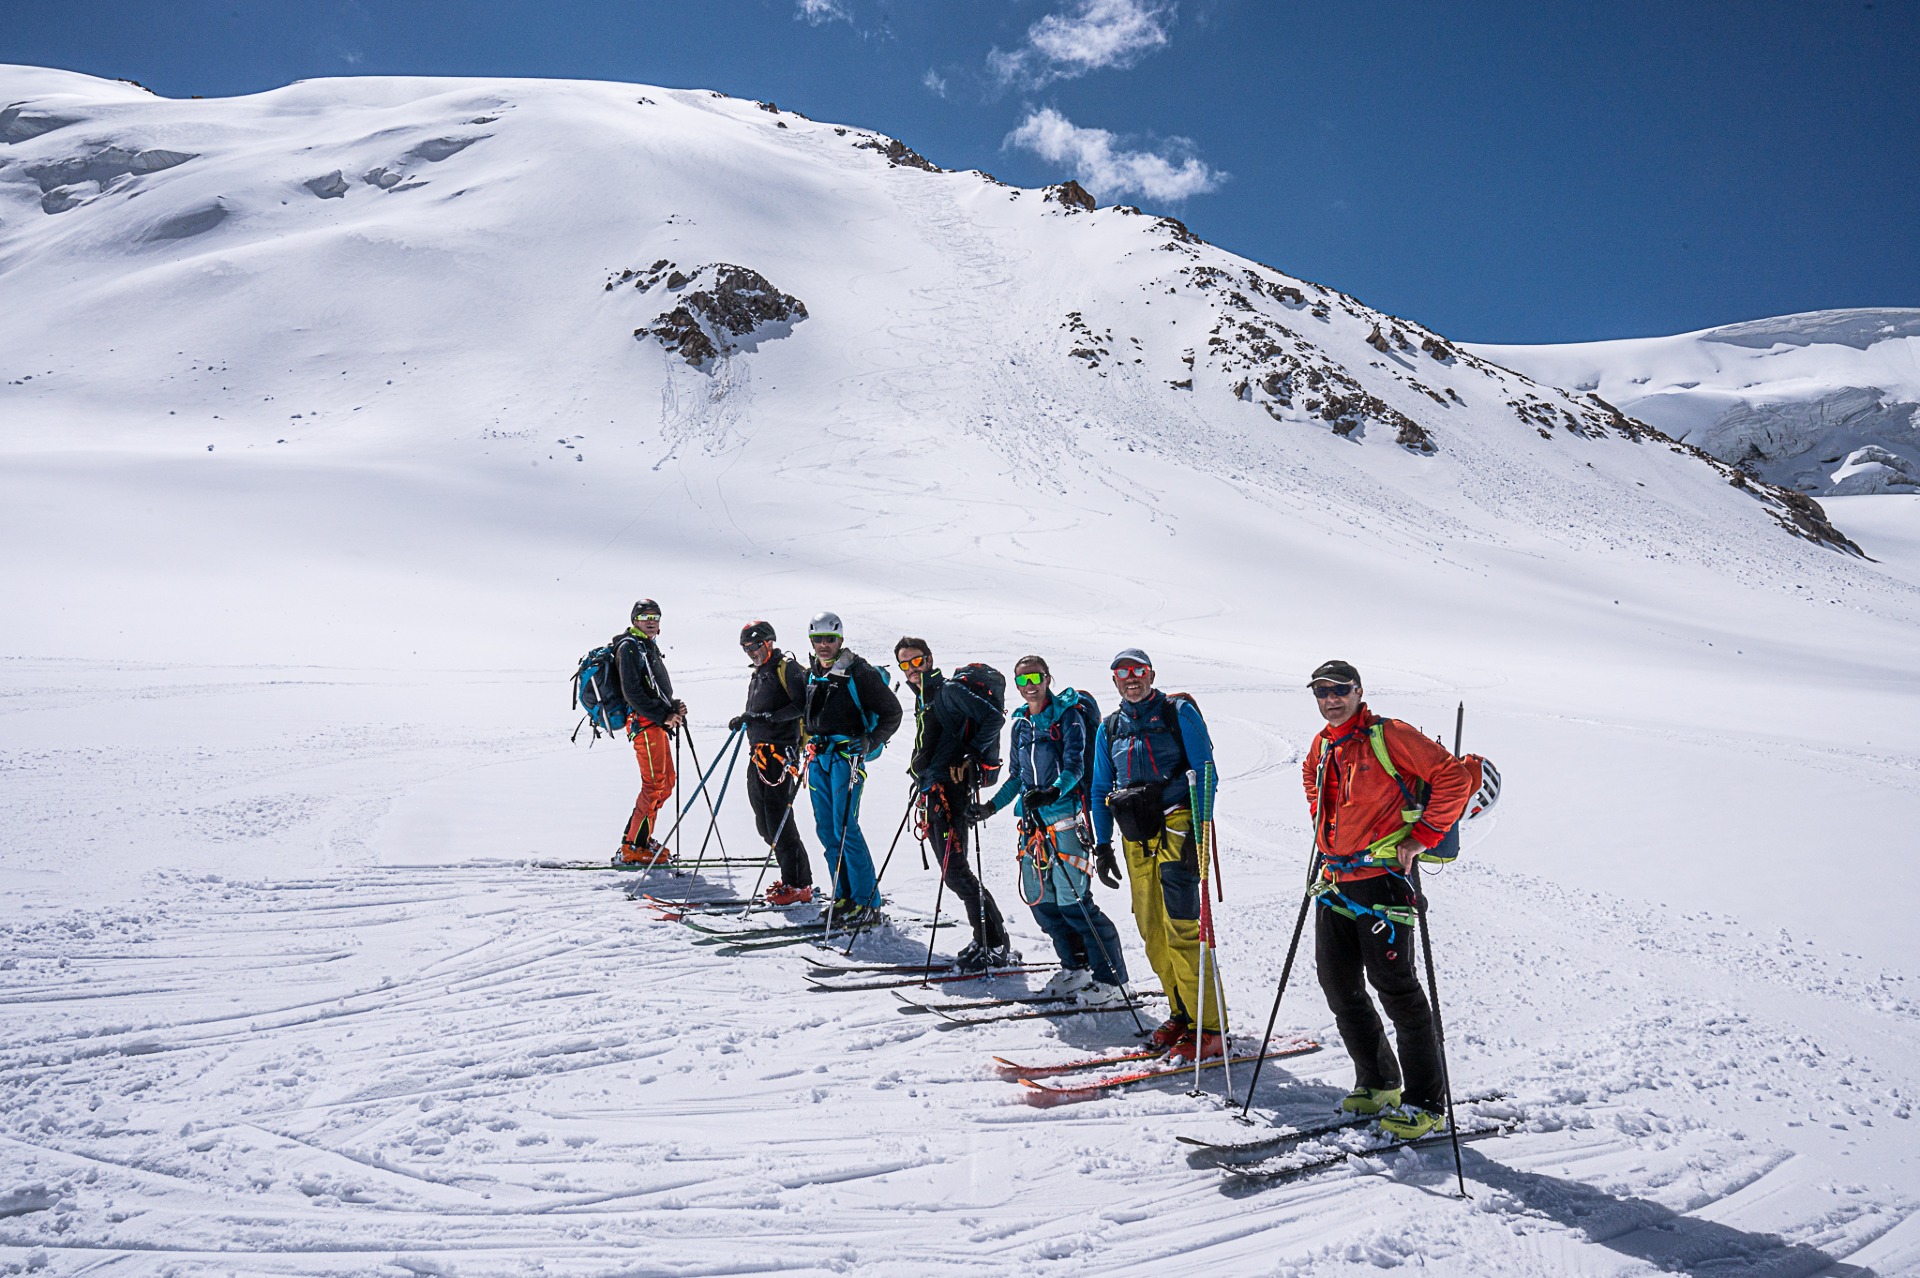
left=765, top=882, right=814, bottom=907
left=1039, top=968, right=1094, bottom=999
left=836, top=902, right=881, bottom=929
left=952, top=940, right=988, bottom=973
left=617, top=839, right=671, bottom=868
left=1167, top=1029, right=1227, bottom=1067
left=1146, top=1014, right=1192, bottom=1050
left=1078, top=980, right=1132, bottom=1009
left=1378, top=1104, right=1446, bottom=1140
left=980, top=943, right=1020, bottom=971
left=1340, top=1086, right=1403, bottom=1116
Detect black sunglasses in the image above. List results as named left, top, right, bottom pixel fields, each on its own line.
left=1311, top=682, right=1356, bottom=699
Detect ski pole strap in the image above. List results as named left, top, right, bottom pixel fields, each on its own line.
left=1310, top=876, right=1418, bottom=943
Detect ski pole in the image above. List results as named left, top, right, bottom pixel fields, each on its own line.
left=1065, top=852, right=1147, bottom=1035
left=1236, top=846, right=1324, bottom=1122
left=682, top=724, right=736, bottom=867
left=650, top=723, right=745, bottom=848
left=871, top=789, right=919, bottom=895
left=1187, top=768, right=1220, bottom=1098
left=1412, top=861, right=1467, bottom=1196
left=742, top=748, right=804, bottom=911
left=920, top=791, right=953, bottom=982
left=1420, top=697, right=1468, bottom=1195
left=688, top=728, right=747, bottom=875
left=674, top=728, right=683, bottom=861
left=822, top=746, right=861, bottom=942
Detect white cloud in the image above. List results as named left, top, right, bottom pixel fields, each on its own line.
left=922, top=68, right=949, bottom=98
left=989, top=0, right=1175, bottom=87
left=1006, top=107, right=1224, bottom=203
left=795, top=0, right=853, bottom=24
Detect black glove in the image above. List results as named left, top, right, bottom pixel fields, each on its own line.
left=727, top=714, right=747, bottom=732
left=965, top=800, right=995, bottom=824
left=1094, top=842, right=1122, bottom=889
left=1021, top=786, right=1058, bottom=811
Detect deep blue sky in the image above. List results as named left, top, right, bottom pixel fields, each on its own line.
left=7, top=0, right=1916, bottom=342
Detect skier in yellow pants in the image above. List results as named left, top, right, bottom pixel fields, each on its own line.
left=1090, top=648, right=1226, bottom=1065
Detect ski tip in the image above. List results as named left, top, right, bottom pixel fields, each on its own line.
left=1018, top=1080, right=1090, bottom=1108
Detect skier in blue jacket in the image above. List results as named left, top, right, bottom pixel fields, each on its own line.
left=972, top=655, right=1131, bottom=1007
left=1089, top=648, right=1224, bottom=1065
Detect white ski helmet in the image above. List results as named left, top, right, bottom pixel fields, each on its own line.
left=1456, top=758, right=1502, bottom=852
left=807, top=610, right=844, bottom=639
left=1464, top=758, right=1501, bottom=821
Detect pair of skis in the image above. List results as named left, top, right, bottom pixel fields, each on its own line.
left=1005, top=1035, right=1323, bottom=1107
left=1178, top=1092, right=1519, bottom=1187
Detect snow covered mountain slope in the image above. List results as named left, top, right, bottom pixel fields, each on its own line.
left=1473, top=309, right=1920, bottom=498
left=4, top=67, right=1920, bottom=1275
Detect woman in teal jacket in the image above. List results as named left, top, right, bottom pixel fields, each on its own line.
left=973, top=656, right=1131, bottom=1005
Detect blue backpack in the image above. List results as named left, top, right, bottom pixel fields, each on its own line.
left=571, top=640, right=629, bottom=742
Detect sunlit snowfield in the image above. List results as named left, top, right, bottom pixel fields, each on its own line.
left=3, top=66, right=1918, bottom=1275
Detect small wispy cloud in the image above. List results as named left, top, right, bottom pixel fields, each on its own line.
left=795, top=0, right=853, bottom=25
left=989, top=0, right=1175, bottom=88
left=1006, top=107, right=1224, bottom=203
left=922, top=69, right=949, bottom=98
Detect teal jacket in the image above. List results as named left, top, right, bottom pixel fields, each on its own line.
left=987, top=688, right=1092, bottom=827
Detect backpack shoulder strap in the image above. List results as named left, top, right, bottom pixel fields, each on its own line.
left=1159, top=694, right=1191, bottom=769
left=1368, top=720, right=1425, bottom=817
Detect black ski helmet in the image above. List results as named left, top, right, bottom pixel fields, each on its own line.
left=740, top=620, right=776, bottom=648
left=631, top=599, right=662, bottom=626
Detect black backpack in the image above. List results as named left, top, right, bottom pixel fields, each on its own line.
left=951, top=662, right=1005, bottom=713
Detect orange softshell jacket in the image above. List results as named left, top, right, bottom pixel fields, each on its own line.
left=1301, top=706, right=1474, bottom=882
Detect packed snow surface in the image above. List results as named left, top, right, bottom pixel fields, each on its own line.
left=3, top=67, right=1919, bottom=1275
left=1473, top=310, right=1920, bottom=498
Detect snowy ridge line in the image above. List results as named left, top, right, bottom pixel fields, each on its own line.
left=0, top=67, right=1870, bottom=573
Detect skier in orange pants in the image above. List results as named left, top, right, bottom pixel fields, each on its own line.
left=614, top=599, right=685, bottom=864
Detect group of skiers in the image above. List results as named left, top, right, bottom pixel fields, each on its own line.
left=595, top=600, right=1493, bottom=1139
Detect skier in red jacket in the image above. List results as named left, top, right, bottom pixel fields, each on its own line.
left=1302, top=659, right=1470, bottom=1139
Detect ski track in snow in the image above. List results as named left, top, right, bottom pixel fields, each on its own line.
left=3, top=698, right=1916, bottom=1275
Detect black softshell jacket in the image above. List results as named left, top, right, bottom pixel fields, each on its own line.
left=804, top=651, right=902, bottom=745
left=908, top=671, right=1004, bottom=784
left=613, top=632, right=676, bottom=726
left=742, top=652, right=807, bottom=746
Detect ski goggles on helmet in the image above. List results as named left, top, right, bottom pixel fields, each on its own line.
left=1311, top=681, right=1357, bottom=699
left=1112, top=663, right=1151, bottom=680
left=897, top=653, right=928, bottom=672
left=1014, top=670, right=1047, bottom=688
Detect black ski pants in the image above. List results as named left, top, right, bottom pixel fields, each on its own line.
left=747, top=744, right=811, bottom=889
left=1314, top=873, right=1444, bottom=1112
left=925, top=778, right=1007, bottom=950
